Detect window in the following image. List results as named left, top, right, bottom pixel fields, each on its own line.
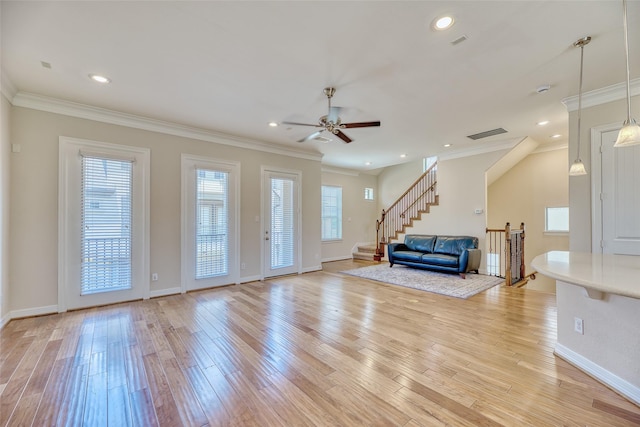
left=545, top=207, right=569, bottom=232
left=364, top=187, right=374, bottom=200
left=81, top=155, right=133, bottom=294
left=321, top=185, right=342, bottom=241
left=195, top=169, right=228, bottom=279
left=423, top=156, right=438, bottom=172
left=270, top=177, right=295, bottom=268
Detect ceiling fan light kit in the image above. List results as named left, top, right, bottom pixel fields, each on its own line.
left=282, top=87, right=381, bottom=144
left=614, top=0, right=640, bottom=148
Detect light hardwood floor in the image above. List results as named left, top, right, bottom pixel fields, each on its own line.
left=1, top=260, right=639, bottom=426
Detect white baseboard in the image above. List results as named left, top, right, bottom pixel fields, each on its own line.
left=555, top=343, right=640, bottom=406
left=321, top=256, right=353, bottom=263
left=10, top=304, right=59, bottom=319
left=149, top=287, right=182, bottom=298
left=240, top=275, right=261, bottom=284
left=301, top=265, right=323, bottom=274
left=0, top=312, right=11, bottom=329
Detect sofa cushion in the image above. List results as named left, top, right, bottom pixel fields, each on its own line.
left=391, top=250, right=424, bottom=263
left=421, top=253, right=459, bottom=267
left=433, top=236, right=478, bottom=256
left=404, top=235, right=436, bottom=253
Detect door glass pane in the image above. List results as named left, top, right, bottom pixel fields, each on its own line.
left=81, top=156, right=132, bottom=295
left=196, top=169, right=228, bottom=279
left=271, top=177, right=294, bottom=269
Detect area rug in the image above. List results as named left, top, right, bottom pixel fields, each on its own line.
left=341, top=263, right=504, bottom=299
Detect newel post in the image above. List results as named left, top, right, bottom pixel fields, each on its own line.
left=374, top=209, right=386, bottom=261
left=504, top=222, right=512, bottom=287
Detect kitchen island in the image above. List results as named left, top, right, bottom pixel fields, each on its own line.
left=532, top=251, right=640, bottom=406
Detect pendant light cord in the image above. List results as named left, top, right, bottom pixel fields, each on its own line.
left=623, top=0, right=632, bottom=124
left=577, top=43, right=585, bottom=160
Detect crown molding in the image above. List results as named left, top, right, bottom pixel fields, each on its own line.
left=11, top=92, right=324, bottom=162
left=563, top=78, right=640, bottom=112
left=1, top=70, right=17, bottom=101
left=321, top=167, right=361, bottom=176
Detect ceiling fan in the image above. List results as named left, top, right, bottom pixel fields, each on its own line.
left=282, top=87, right=381, bottom=143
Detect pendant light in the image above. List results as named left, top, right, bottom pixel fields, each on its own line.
left=569, top=36, right=591, bottom=176
left=614, top=0, right=640, bottom=147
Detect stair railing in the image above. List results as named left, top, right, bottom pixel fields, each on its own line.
left=375, top=163, right=438, bottom=260
left=486, top=222, right=533, bottom=286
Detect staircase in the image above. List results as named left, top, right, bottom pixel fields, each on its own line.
left=352, top=243, right=377, bottom=261
left=375, top=163, right=438, bottom=259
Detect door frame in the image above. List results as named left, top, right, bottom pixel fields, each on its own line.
left=590, top=122, right=621, bottom=253
left=58, top=136, right=150, bottom=312
left=260, top=166, right=302, bottom=280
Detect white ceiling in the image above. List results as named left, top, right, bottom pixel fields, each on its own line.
left=2, top=1, right=639, bottom=172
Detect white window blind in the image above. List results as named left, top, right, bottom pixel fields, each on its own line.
left=321, top=185, right=342, bottom=240
left=271, top=178, right=295, bottom=269
left=196, top=169, right=228, bottom=279
left=81, top=156, right=133, bottom=295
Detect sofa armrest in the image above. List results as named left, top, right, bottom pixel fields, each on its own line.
left=387, top=243, right=408, bottom=263
left=463, top=248, right=482, bottom=273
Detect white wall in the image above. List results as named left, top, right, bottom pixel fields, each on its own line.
left=377, top=151, right=506, bottom=272
left=321, top=169, right=378, bottom=261
left=0, top=95, right=10, bottom=326
left=488, top=147, right=570, bottom=292
left=9, top=106, right=322, bottom=313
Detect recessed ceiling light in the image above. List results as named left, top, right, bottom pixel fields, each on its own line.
left=89, top=74, right=111, bottom=84
left=433, top=15, right=454, bottom=30
left=268, top=122, right=278, bottom=127
left=400, top=154, right=407, bottom=158
left=537, top=120, right=550, bottom=126
left=365, top=162, right=372, bottom=166
left=551, top=134, right=562, bottom=138
left=444, top=143, right=452, bottom=147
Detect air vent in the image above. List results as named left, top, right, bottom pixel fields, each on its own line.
left=467, top=128, right=507, bottom=140
left=451, top=35, right=468, bottom=46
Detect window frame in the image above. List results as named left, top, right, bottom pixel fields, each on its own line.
left=364, top=187, right=374, bottom=201
left=545, top=206, right=570, bottom=234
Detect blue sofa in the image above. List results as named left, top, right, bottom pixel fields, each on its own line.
left=387, top=234, right=481, bottom=278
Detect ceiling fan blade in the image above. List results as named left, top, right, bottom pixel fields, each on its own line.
left=282, top=121, right=322, bottom=127
left=297, top=130, right=324, bottom=143
left=342, top=121, right=381, bottom=129
left=335, top=130, right=353, bottom=143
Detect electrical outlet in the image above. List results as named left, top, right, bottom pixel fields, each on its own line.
left=574, top=317, right=584, bottom=335
left=241, top=263, right=246, bottom=270
left=151, top=273, right=158, bottom=281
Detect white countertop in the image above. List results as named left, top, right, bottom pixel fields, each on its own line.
left=531, top=251, right=640, bottom=299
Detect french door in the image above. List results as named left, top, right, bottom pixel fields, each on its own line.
left=262, top=169, right=300, bottom=278
left=181, top=155, right=239, bottom=291
left=59, top=137, right=150, bottom=311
